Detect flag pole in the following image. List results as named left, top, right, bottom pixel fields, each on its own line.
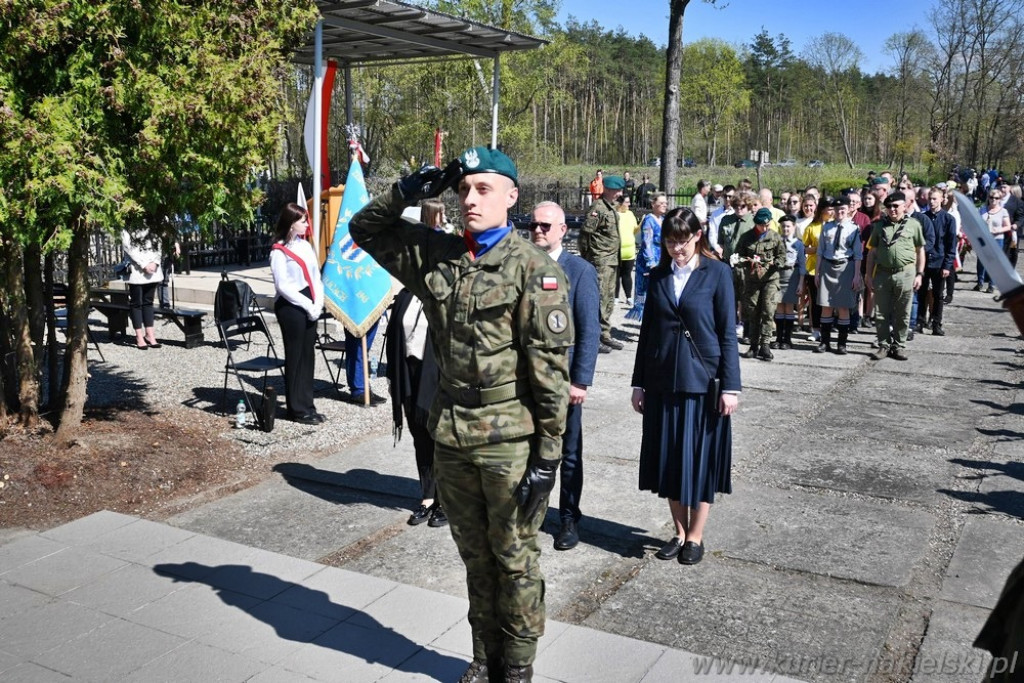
left=312, top=19, right=323, bottom=260
left=361, top=335, right=370, bottom=406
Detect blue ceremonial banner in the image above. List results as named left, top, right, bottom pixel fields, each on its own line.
left=323, top=158, right=393, bottom=337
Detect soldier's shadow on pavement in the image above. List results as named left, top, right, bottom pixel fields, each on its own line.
left=940, top=458, right=1024, bottom=521
left=274, top=462, right=419, bottom=512
left=971, top=399, right=1024, bottom=416
left=153, top=562, right=465, bottom=680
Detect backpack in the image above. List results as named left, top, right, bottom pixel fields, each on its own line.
left=214, top=274, right=255, bottom=324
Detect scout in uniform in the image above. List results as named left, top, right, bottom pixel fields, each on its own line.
left=579, top=175, right=624, bottom=351
left=350, top=147, right=573, bottom=683
left=814, top=196, right=864, bottom=355
left=864, top=191, right=926, bottom=361
left=733, top=208, right=787, bottom=360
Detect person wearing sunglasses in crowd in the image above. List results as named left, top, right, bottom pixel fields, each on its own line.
left=529, top=202, right=601, bottom=553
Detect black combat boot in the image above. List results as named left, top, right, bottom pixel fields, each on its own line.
left=815, top=320, right=833, bottom=353
left=504, top=664, right=534, bottom=683
left=782, top=318, right=795, bottom=349
left=742, top=339, right=759, bottom=359
left=758, top=344, right=774, bottom=361
left=770, top=316, right=784, bottom=349
left=835, top=323, right=849, bottom=355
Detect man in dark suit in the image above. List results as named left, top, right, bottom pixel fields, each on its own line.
left=531, top=201, right=601, bottom=551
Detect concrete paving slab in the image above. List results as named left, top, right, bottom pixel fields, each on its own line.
left=199, top=552, right=325, bottom=600
left=765, top=437, right=956, bottom=504
left=0, top=650, right=21, bottom=676
left=246, top=666, right=319, bottom=683
left=196, top=598, right=339, bottom=665
left=0, top=599, right=114, bottom=659
left=76, top=516, right=197, bottom=563
left=32, top=616, right=187, bottom=679
left=911, top=600, right=992, bottom=683
left=122, top=583, right=262, bottom=639
left=37, top=509, right=137, bottom=544
left=0, top=578, right=54, bottom=621
left=346, top=583, right=467, bottom=647
left=123, top=639, right=266, bottom=683
left=940, top=516, right=1024, bottom=609
left=585, top=559, right=897, bottom=683
left=62, top=562, right=189, bottom=617
left=852, top=373, right=1013, bottom=414
left=713, top=481, right=935, bottom=587
left=0, top=661, right=76, bottom=682
left=804, top=395, right=979, bottom=449
left=534, top=624, right=666, bottom=683
left=940, top=456, right=1024, bottom=520
left=2, top=545, right=127, bottom=597
left=0, top=534, right=67, bottom=575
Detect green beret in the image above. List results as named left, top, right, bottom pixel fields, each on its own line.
left=869, top=177, right=887, bottom=186
left=603, top=175, right=625, bottom=190
left=753, top=208, right=773, bottom=224
left=459, top=146, right=518, bottom=186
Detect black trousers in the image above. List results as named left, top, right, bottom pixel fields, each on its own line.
left=616, top=259, right=634, bottom=299
left=803, top=274, right=821, bottom=328
left=274, top=295, right=316, bottom=416
left=917, top=267, right=946, bottom=325
left=403, top=357, right=437, bottom=501
left=558, top=401, right=584, bottom=522
left=128, top=282, right=158, bottom=329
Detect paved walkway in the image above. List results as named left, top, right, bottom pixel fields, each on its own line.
left=3, top=256, right=1023, bottom=682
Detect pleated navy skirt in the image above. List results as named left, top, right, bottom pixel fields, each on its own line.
left=638, top=391, right=733, bottom=506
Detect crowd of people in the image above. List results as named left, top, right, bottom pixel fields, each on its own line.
left=606, top=168, right=1024, bottom=362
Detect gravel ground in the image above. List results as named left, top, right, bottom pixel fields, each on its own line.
left=84, top=307, right=394, bottom=458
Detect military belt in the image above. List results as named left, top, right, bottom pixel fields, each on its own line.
left=875, top=263, right=913, bottom=274
left=440, top=377, right=530, bottom=408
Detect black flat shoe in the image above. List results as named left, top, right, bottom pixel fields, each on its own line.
left=146, top=341, right=162, bottom=348
left=678, top=541, right=705, bottom=565
left=554, top=519, right=579, bottom=550
left=427, top=505, right=448, bottom=528
left=290, top=412, right=320, bottom=426
left=408, top=504, right=431, bottom=526
left=655, top=537, right=684, bottom=560
left=135, top=344, right=149, bottom=350
left=346, top=392, right=386, bottom=406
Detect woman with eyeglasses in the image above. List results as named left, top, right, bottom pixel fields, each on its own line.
left=630, top=207, right=740, bottom=566
left=976, top=189, right=1013, bottom=294
left=626, top=192, right=668, bottom=320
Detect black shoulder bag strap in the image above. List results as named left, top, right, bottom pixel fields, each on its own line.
left=676, top=315, right=722, bottom=413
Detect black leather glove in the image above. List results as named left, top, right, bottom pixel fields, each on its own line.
left=396, top=159, right=462, bottom=203
left=515, top=456, right=560, bottom=519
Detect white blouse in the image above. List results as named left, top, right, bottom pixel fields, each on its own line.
left=270, top=238, right=324, bottom=317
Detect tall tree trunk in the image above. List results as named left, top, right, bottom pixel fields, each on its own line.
left=24, top=243, right=45, bottom=369
left=44, top=252, right=60, bottom=410
left=661, top=0, right=690, bottom=196
left=3, top=237, right=39, bottom=429
left=55, top=221, right=90, bottom=443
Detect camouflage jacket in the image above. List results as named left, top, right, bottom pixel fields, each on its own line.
left=734, top=227, right=787, bottom=281
left=350, top=187, right=572, bottom=462
left=579, top=198, right=620, bottom=265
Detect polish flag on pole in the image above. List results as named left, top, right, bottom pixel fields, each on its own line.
left=303, top=60, right=337, bottom=191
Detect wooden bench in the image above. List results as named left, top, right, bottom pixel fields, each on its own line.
left=89, top=289, right=207, bottom=348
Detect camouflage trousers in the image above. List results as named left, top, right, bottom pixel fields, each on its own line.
left=594, top=262, right=617, bottom=341
left=434, top=436, right=547, bottom=666
left=742, top=276, right=781, bottom=345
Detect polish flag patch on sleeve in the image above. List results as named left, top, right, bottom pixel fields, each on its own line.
left=542, top=276, right=559, bottom=290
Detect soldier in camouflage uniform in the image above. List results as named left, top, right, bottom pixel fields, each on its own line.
left=579, top=175, right=624, bottom=351
left=733, top=208, right=787, bottom=361
left=350, top=147, right=572, bottom=683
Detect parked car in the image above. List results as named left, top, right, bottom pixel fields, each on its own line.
left=683, top=158, right=697, bottom=168
left=777, top=159, right=797, bottom=167
left=807, top=159, right=824, bottom=168
left=734, top=159, right=758, bottom=169
left=647, top=157, right=661, bottom=167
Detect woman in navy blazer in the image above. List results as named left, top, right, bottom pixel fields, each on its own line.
left=630, top=208, right=740, bottom=565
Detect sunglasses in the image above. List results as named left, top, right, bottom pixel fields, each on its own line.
left=529, top=221, right=554, bottom=232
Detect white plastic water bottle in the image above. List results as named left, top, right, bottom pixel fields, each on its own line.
left=235, top=399, right=247, bottom=429
left=369, top=358, right=378, bottom=378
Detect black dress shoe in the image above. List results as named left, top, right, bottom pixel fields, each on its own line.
left=741, top=347, right=757, bottom=359
left=347, top=392, right=386, bottom=406
left=427, top=505, right=448, bottom=527
left=678, top=541, right=705, bottom=565
left=655, top=537, right=684, bottom=560
left=291, top=412, right=321, bottom=425
left=932, top=324, right=945, bottom=336
left=554, top=519, right=579, bottom=550
left=408, top=504, right=431, bottom=526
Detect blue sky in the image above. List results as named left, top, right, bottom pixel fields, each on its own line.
left=556, top=0, right=938, bottom=76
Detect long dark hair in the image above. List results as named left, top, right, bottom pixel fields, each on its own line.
left=274, top=203, right=307, bottom=243
left=657, top=207, right=715, bottom=269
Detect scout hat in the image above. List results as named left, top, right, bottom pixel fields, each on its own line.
left=603, top=175, right=626, bottom=190
left=884, top=191, right=907, bottom=205
left=459, top=146, right=518, bottom=186
left=753, top=208, right=773, bottom=224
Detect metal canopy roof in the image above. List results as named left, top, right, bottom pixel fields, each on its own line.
left=294, top=0, right=547, bottom=66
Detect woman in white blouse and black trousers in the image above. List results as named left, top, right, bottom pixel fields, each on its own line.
left=270, top=203, right=325, bottom=425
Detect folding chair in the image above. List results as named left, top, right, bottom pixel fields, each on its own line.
left=218, top=315, right=285, bottom=427
left=316, top=312, right=346, bottom=394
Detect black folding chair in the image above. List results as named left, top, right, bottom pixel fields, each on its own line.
left=218, top=315, right=285, bottom=428
left=316, top=311, right=346, bottom=395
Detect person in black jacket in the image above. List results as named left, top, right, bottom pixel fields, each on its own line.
left=630, top=208, right=741, bottom=566
left=920, top=187, right=958, bottom=336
